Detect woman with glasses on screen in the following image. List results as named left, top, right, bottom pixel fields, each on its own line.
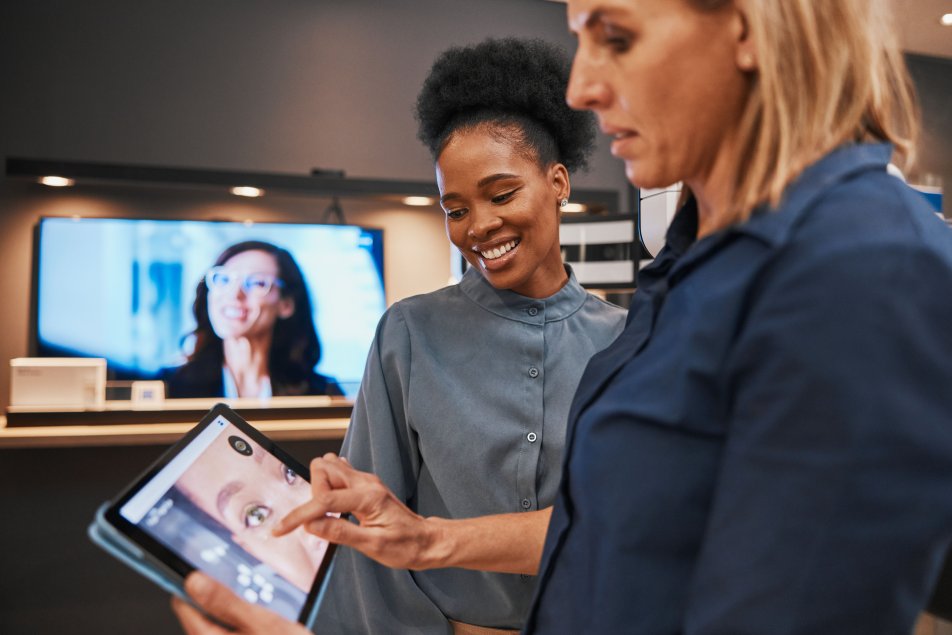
left=163, top=241, right=342, bottom=399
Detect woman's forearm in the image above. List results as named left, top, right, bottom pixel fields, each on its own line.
left=423, top=507, right=553, bottom=575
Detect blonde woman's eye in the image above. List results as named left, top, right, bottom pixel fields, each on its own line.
left=243, top=504, right=272, bottom=528
left=283, top=465, right=299, bottom=485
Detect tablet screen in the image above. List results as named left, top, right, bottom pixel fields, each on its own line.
left=114, top=412, right=332, bottom=622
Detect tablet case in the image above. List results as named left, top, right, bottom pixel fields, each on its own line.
left=86, top=403, right=330, bottom=628
left=89, top=503, right=327, bottom=628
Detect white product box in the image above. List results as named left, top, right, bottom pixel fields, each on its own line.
left=10, top=357, right=107, bottom=408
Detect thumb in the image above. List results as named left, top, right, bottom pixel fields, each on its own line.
left=184, top=572, right=269, bottom=630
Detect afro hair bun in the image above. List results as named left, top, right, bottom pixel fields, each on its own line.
left=415, top=37, right=596, bottom=173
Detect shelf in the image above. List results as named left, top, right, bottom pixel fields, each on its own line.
left=0, top=417, right=348, bottom=449
left=3, top=395, right=353, bottom=427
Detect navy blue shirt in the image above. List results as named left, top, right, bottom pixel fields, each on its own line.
left=526, top=144, right=952, bottom=634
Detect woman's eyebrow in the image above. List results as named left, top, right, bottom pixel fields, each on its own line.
left=439, top=173, right=521, bottom=205
left=217, top=481, right=244, bottom=518
left=477, top=173, right=519, bottom=188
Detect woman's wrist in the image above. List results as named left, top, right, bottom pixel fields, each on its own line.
left=420, top=516, right=457, bottom=570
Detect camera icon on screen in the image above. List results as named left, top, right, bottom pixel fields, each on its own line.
left=228, top=435, right=253, bottom=457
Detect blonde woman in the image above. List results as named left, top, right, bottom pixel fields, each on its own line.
left=527, top=0, right=952, bottom=632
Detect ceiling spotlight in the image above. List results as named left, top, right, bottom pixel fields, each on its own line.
left=231, top=186, right=264, bottom=198
left=941, top=13, right=952, bottom=26
left=39, top=176, right=74, bottom=187
left=562, top=202, right=588, bottom=213
left=402, top=196, right=436, bottom=206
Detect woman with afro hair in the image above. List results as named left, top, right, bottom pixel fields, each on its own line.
left=173, top=37, right=626, bottom=635
left=300, top=37, right=626, bottom=634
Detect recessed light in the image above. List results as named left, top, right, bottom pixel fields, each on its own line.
left=231, top=186, right=263, bottom=197
left=941, top=13, right=952, bottom=26
left=39, top=176, right=74, bottom=187
left=562, top=202, right=587, bottom=213
left=402, top=196, right=436, bottom=206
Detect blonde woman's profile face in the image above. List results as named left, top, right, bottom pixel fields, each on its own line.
left=565, top=0, right=751, bottom=193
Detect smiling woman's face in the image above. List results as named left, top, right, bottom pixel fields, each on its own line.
left=436, top=127, right=570, bottom=299
left=206, top=249, right=295, bottom=343
left=565, top=0, right=750, bottom=194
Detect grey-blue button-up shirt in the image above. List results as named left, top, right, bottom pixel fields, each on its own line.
left=315, top=266, right=626, bottom=633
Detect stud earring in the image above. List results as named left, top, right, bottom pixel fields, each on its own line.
left=740, top=53, right=755, bottom=69
left=560, top=198, right=569, bottom=208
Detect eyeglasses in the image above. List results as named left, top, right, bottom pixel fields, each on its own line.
left=205, top=267, right=284, bottom=297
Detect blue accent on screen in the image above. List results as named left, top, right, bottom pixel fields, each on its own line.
left=35, top=217, right=386, bottom=397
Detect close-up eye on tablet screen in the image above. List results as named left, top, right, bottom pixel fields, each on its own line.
left=99, top=405, right=337, bottom=623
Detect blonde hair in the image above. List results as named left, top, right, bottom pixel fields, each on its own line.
left=690, top=0, right=920, bottom=227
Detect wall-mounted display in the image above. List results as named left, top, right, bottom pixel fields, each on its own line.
left=33, top=217, right=386, bottom=397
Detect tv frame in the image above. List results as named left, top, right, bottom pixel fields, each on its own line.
left=28, top=215, right=386, bottom=398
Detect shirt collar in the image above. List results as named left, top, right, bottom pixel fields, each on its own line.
left=640, top=143, right=893, bottom=292
left=732, top=142, right=894, bottom=247
left=657, top=142, right=893, bottom=258
left=458, top=264, right=589, bottom=323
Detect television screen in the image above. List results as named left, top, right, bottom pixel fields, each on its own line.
left=34, top=217, right=386, bottom=398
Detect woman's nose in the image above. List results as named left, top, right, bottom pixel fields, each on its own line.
left=467, top=207, right=504, bottom=239
left=566, top=51, right=611, bottom=111
left=226, top=280, right=246, bottom=299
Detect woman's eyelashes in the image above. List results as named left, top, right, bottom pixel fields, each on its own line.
left=491, top=188, right=520, bottom=204
left=443, top=188, right=520, bottom=220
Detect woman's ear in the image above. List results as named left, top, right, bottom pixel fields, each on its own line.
left=278, top=297, right=295, bottom=320
left=732, top=2, right=757, bottom=72
left=551, top=163, right=570, bottom=207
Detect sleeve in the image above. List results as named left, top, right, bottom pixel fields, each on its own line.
left=312, top=305, right=452, bottom=634
left=683, top=244, right=952, bottom=634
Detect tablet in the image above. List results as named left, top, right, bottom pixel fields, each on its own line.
left=88, top=403, right=337, bottom=626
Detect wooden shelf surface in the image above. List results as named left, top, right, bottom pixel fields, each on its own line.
left=0, top=416, right=348, bottom=449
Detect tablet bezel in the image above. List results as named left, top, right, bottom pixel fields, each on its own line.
left=101, top=402, right=335, bottom=624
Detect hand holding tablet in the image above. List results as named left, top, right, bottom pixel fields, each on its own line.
left=88, top=404, right=338, bottom=627
left=172, top=572, right=311, bottom=635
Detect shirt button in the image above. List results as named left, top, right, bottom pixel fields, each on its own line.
left=528, top=367, right=539, bottom=378
left=527, top=432, right=537, bottom=443
left=521, top=498, right=531, bottom=509
left=527, top=307, right=539, bottom=316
